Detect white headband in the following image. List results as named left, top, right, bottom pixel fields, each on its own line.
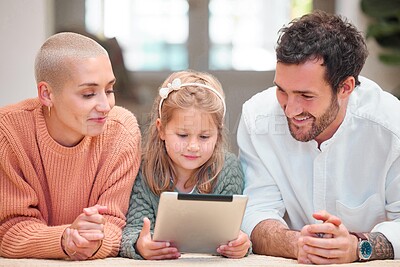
left=158, top=78, right=226, bottom=118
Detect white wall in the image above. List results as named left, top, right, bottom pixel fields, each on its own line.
left=336, top=0, right=400, bottom=93
left=0, top=0, right=52, bottom=107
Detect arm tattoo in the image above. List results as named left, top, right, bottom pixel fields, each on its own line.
left=367, top=232, right=394, bottom=260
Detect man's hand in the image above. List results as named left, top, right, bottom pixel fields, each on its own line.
left=135, top=217, right=180, bottom=260
left=297, top=210, right=358, bottom=264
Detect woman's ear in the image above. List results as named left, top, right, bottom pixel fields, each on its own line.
left=37, top=81, right=53, bottom=107
left=156, top=118, right=165, bottom=140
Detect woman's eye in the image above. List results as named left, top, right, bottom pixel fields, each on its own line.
left=106, top=89, right=115, bottom=95
left=83, top=93, right=95, bottom=98
left=200, top=135, right=210, bottom=140
left=177, top=134, right=188, bottom=138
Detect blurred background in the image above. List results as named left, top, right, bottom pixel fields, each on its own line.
left=1, top=0, right=399, bottom=153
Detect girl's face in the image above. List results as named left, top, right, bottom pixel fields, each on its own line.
left=158, top=107, right=219, bottom=180
left=46, top=55, right=116, bottom=147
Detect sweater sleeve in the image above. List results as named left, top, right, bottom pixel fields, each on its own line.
left=0, top=135, right=70, bottom=258
left=89, top=111, right=142, bottom=259
left=119, top=171, right=158, bottom=259
left=0, top=106, right=141, bottom=259
left=213, top=152, right=245, bottom=195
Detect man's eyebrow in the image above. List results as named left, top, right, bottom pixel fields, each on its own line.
left=273, top=81, right=282, bottom=89
left=274, top=81, right=315, bottom=94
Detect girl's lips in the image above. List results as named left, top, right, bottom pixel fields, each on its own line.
left=183, top=155, right=200, bottom=160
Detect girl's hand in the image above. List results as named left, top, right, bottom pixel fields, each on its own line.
left=135, top=217, right=181, bottom=260
left=217, top=230, right=251, bottom=258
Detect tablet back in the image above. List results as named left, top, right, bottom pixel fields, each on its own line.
left=153, top=192, right=248, bottom=253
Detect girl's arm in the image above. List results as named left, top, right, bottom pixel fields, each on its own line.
left=119, top=173, right=157, bottom=259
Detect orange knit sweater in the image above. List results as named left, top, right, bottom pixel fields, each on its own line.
left=0, top=98, right=141, bottom=259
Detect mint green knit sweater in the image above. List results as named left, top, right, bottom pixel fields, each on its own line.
left=120, top=151, right=244, bottom=259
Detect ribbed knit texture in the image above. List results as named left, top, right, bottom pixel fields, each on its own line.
left=0, top=98, right=141, bottom=259
left=119, top=152, right=244, bottom=259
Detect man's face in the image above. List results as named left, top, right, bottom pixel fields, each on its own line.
left=274, top=59, right=343, bottom=144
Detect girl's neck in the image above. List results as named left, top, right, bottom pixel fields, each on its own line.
left=173, top=177, right=196, bottom=193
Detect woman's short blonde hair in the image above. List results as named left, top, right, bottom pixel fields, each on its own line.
left=34, top=32, right=108, bottom=90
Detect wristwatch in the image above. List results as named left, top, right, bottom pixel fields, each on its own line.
left=351, top=232, right=372, bottom=261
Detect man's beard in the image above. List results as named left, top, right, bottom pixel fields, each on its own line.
left=287, top=95, right=340, bottom=142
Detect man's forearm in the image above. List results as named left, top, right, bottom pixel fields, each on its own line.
left=367, top=232, right=394, bottom=261
left=250, top=219, right=300, bottom=258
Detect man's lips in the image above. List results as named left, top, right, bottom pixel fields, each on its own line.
left=290, top=115, right=312, bottom=126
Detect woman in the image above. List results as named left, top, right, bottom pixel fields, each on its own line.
left=0, top=32, right=141, bottom=260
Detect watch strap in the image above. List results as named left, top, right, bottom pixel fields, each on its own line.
left=350, top=232, right=367, bottom=241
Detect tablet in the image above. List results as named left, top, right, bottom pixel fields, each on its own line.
left=153, top=192, right=248, bottom=254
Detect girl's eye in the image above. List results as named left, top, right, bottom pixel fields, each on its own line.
left=177, top=134, right=188, bottom=138
left=200, top=135, right=210, bottom=140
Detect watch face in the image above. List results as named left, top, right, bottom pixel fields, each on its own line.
left=360, top=240, right=372, bottom=260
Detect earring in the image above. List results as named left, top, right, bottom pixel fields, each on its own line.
left=47, top=106, right=51, bottom=117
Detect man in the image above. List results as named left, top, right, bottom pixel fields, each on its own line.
left=0, top=32, right=141, bottom=260
left=238, top=11, right=399, bottom=264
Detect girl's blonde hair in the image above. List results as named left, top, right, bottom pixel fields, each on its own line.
left=142, top=70, right=227, bottom=196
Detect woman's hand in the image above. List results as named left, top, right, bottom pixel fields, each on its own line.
left=62, top=205, right=107, bottom=260
left=217, top=230, right=251, bottom=258
left=62, top=228, right=102, bottom=260
left=135, top=217, right=181, bottom=260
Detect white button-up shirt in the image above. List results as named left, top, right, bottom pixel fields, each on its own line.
left=238, top=77, right=400, bottom=258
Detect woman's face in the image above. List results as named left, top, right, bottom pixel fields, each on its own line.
left=47, top=55, right=116, bottom=146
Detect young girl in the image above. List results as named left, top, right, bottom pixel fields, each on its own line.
left=120, top=70, right=250, bottom=260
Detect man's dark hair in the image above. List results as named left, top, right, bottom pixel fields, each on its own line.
left=276, top=11, right=368, bottom=92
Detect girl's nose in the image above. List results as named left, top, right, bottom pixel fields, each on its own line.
left=187, top=142, right=200, bottom=152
